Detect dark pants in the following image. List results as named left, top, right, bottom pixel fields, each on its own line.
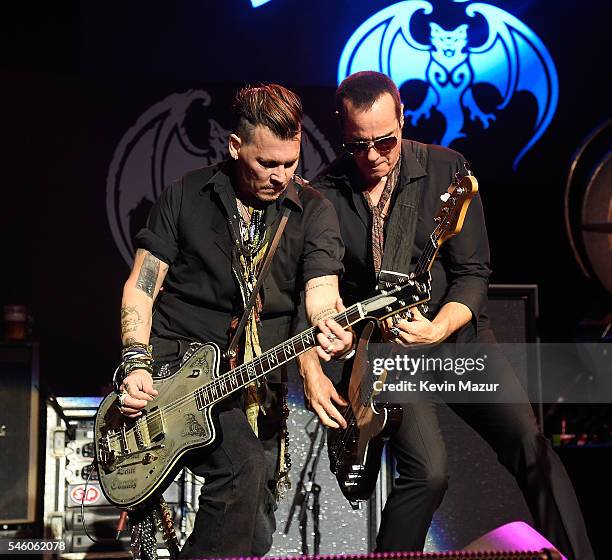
left=178, top=402, right=279, bottom=558
left=372, top=334, right=594, bottom=560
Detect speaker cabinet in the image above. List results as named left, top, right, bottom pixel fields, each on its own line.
left=0, top=342, right=40, bottom=524
left=487, top=284, right=539, bottom=343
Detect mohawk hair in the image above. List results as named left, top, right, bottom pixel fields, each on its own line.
left=232, top=83, right=303, bottom=142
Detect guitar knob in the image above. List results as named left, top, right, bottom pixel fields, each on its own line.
left=399, top=300, right=405, bottom=307
left=412, top=295, right=420, bottom=301
left=385, top=306, right=392, bottom=313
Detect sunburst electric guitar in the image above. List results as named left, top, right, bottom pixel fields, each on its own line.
left=94, top=274, right=431, bottom=509
left=327, top=173, right=479, bottom=505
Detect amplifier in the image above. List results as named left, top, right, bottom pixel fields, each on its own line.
left=43, top=396, right=192, bottom=557
left=0, top=342, right=40, bottom=524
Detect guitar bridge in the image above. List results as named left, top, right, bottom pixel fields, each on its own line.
left=98, top=410, right=167, bottom=473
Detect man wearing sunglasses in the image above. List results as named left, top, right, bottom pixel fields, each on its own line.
left=296, top=71, right=593, bottom=560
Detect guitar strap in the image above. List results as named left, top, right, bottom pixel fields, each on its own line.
left=378, top=140, right=429, bottom=284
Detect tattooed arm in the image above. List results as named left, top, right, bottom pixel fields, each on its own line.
left=297, top=275, right=353, bottom=428
left=304, top=274, right=353, bottom=359
left=118, top=249, right=169, bottom=417
left=121, top=249, right=168, bottom=345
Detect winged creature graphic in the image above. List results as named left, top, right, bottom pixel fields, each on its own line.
left=338, top=1, right=558, bottom=170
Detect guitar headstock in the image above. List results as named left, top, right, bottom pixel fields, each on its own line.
left=361, top=272, right=431, bottom=321
left=433, top=174, right=479, bottom=245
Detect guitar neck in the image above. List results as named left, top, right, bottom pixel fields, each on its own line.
left=414, top=175, right=477, bottom=276
left=192, top=303, right=365, bottom=410
left=414, top=234, right=441, bottom=276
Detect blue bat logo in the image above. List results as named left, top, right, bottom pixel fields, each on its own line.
left=338, top=1, right=559, bottom=170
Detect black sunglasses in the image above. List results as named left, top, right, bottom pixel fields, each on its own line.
left=343, top=134, right=398, bottom=156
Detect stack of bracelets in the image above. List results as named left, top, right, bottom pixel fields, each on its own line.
left=113, top=342, right=154, bottom=393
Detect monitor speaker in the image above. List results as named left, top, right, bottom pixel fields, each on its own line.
left=0, top=342, right=40, bottom=523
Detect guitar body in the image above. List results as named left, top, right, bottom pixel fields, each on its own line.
left=94, top=343, right=223, bottom=509
left=328, top=321, right=402, bottom=503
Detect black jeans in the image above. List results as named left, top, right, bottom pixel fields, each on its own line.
left=371, top=333, right=594, bottom=560
left=152, top=338, right=281, bottom=558
left=178, top=404, right=278, bottom=558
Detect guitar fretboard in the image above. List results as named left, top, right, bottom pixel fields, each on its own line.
left=414, top=179, right=473, bottom=275
left=192, top=303, right=364, bottom=410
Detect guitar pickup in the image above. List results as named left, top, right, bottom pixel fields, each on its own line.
left=134, top=417, right=152, bottom=449
left=146, top=407, right=166, bottom=442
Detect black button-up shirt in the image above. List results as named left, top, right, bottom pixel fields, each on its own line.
left=136, top=161, right=344, bottom=352
left=312, top=140, right=491, bottom=335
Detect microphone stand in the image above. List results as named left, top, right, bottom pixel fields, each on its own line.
left=284, top=419, right=319, bottom=533
left=283, top=417, right=326, bottom=554
left=310, top=429, right=325, bottom=555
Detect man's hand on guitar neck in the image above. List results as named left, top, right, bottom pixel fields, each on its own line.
left=118, top=370, right=158, bottom=418
left=384, top=302, right=472, bottom=345
left=297, top=350, right=348, bottom=429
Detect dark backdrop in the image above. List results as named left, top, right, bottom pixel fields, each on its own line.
left=2, top=1, right=610, bottom=397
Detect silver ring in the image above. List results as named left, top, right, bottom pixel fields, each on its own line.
left=390, top=327, right=401, bottom=338
left=118, top=390, right=129, bottom=407
left=325, top=343, right=334, bottom=354
left=326, top=333, right=337, bottom=341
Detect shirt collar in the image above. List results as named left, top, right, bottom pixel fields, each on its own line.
left=201, top=159, right=302, bottom=212
left=399, top=140, right=427, bottom=184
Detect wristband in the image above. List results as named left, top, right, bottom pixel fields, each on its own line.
left=113, top=342, right=154, bottom=393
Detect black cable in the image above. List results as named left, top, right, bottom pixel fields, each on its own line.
left=81, top=460, right=103, bottom=544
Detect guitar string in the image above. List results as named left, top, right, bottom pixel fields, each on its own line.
left=151, top=307, right=354, bottom=419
